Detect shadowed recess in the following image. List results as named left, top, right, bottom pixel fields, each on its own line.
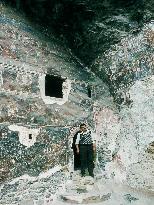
left=2, top=0, right=153, bottom=66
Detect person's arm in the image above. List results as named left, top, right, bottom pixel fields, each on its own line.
left=76, top=144, right=80, bottom=154
left=93, top=142, right=96, bottom=152
left=75, top=133, right=80, bottom=154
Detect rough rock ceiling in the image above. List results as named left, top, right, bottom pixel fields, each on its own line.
left=2, top=0, right=154, bottom=66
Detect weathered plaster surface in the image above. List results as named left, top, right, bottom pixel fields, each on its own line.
left=8, top=124, right=40, bottom=147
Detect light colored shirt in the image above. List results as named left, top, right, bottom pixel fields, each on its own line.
left=75, top=130, right=96, bottom=144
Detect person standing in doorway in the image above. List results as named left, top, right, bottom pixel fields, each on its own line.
left=75, top=123, right=96, bottom=177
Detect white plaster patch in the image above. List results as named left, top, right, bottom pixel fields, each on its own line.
left=0, top=70, right=3, bottom=88
left=39, top=74, right=71, bottom=105
left=8, top=165, right=62, bottom=185
left=8, top=125, right=40, bottom=148
left=38, top=165, right=62, bottom=179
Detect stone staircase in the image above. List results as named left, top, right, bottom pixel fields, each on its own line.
left=57, top=171, right=111, bottom=204
left=12, top=167, right=154, bottom=205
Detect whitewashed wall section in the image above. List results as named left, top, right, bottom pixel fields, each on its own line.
left=8, top=124, right=40, bottom=148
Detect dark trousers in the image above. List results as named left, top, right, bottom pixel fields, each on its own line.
left=80, top=144, right=94, bottom=177
left=73, top=149, right=81, bottom=170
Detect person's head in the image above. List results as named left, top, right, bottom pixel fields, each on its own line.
left=80, top=123, right=87, bottom=132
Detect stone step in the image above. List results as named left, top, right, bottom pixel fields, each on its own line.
left=59, top=192, right=111, bottom=204
left=58, top=175, right=111, bottom=204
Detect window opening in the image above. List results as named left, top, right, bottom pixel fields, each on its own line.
left=45, top=75, right=65, bottom=98
left=87, top=86, right=92, bottom=98
left=29, top=134, right=32, bottom=139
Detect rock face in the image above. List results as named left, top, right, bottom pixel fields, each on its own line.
left=0, top=0, right=154, bottom=197
left=92, top=22, right=154, bottom=100
left=0, top=3, right=112, bottom=182
left=0, top=168, right=67, bottom=204
left=123, top=77, right=154, bottom=190
left=2, top=0, right=154, bottom=65
left=93, top=22, right=154, bottom=190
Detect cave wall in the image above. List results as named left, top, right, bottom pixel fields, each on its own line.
left=121, top=76, right=154, bottom=190
left=0, top=3, right=114, bottom=181
left=2, top=0, right=154, bottom=66
left=1, top=2, right=154, bottom=192
left=93, top=22, right=154, bottom=190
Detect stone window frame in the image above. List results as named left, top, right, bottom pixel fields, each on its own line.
left=39, top=74, right=71, bottom=105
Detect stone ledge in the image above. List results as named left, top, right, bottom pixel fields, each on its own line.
left=60, top=192, right=111, bottom=204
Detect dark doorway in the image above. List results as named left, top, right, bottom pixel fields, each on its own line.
left=45, top=75, right=65, bottom=98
